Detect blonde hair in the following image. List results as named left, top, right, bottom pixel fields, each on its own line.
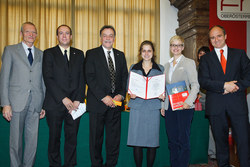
left=169, top=35, right=184, bottom=47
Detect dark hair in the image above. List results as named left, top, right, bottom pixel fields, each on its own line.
left=209, top=25, right=226, bottom=35
left=197, top=46, right=210, bottom=62
left=100, top=25, right=116, bottom=37
left=56, top=24, right=72, bottom=35
left=21, top=22, right=37, bottom=33
left=138, top=40, right=156, bottom=62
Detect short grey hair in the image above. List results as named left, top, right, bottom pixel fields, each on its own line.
left=20, top=22, right=37, bottom=33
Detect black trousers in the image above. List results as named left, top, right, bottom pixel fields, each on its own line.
left=164, top=106, right=194, bottom=167
left=209, top=110, right=250, bottom=167
left=46, top=109, right=81, bottom=167
left=89, top=107, right=121, bottom=167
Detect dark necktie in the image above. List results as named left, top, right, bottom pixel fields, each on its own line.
left=107, top=51, right=116, bottom=93
left=64, top=50, right=69, bottom=66
left=220, top=49, right=227, bottom=74
left=28, top=48, right=33, bottom=65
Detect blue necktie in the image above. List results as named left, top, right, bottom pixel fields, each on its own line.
left=28, top=48, right=33, bottom=65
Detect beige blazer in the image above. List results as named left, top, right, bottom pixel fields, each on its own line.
left=162, top=56, right=199, bottom=109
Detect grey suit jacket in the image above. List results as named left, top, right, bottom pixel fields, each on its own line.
left=162, top=56, right=199, bottom=109
left=0, top=43, right=45, bottom=112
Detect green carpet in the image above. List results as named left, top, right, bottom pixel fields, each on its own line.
left=0, top=111, right=209, bottom=166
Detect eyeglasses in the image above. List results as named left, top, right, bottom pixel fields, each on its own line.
left=170, top=44, right=184, bottom=48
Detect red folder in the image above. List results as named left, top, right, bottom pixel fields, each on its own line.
left=166, top=81, right=189, bottom=111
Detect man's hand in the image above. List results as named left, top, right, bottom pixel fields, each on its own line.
left=73, top=101, right=80, bottom=109
left=40, top=109, right=46, bottom=119
left=223, top=89, right=230, bottom=95
left=2, top=105, right=12, bottom=121
left=113, top=94, right=123, bottom=101
left=102, top=96, right=115, bottom=108
left=62, top=97, right=75, bottom=112
left=224, top=81, right=239, bottom=93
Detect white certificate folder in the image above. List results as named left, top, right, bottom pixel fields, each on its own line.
left=128, top=71, right=165, bottom=99
left=71, top=103, right=86, bottom=120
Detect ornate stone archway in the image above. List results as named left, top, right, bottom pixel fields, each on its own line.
left=169, top=0, right=209, bottom=63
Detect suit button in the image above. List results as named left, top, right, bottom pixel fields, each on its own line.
left=30, top=70, right=32, bottom=72
left=30, top=80, right=31, bottom=82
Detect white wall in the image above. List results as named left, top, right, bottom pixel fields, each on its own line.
left=160, top=0, right=178, bottom=66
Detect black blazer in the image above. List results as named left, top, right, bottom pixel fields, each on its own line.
left=42, top=45, right=85, bottom=111
left=198, top=47, right=250, bottom=116
left=85, top=46, right=128, bottom=112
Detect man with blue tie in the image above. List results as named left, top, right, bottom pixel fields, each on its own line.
left=0, top=22, right=45, bottom=167
left=199, top=25, right=250, bottom=167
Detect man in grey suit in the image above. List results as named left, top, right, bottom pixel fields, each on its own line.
left=0, top=22, right=45, bottom=167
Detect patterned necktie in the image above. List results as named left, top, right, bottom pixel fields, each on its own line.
left=107, top=51, right=116, bottom=93
left=220, top=49, right=227, bottom=74
left=64, top=50, right=69, bottom=66
left=28, top=48, right=33, bottom=65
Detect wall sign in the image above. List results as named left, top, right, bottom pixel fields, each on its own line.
left=217, top=0, right=250, bottom=21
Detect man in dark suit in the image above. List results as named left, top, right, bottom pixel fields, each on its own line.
left=199, top=25, right=250, bottom=167
left=0, top=22, right=45, bottom=167
left=42, top=25, right=85, bottom=167
left=85, top=25, right=128, bottom=167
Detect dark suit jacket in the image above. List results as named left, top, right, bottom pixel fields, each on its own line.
left=198, top=47, right=250, bottom=116
left=42, top=45, right=85, bottom=111
left=85, top=46, right=128, bottom=112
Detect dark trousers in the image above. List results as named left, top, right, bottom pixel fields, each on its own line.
left=164, top=106, right=194, bottom=167
left=89, top=107, right=121, bottom=167
left=209, top=110, right=250, bottom=167
left=46, top=109, right=80, bottom=167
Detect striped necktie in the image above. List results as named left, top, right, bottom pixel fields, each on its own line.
left=107, top=51, right=115, bottom=93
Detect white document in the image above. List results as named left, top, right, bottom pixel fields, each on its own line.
left=71, top=103, right=86, bottom=120
left=128, top=71, right=165, bottom=99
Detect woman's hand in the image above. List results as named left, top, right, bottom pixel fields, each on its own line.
left=158, top=93, right=165, bottom=101
left=182, top=102, right=190, bottom=109
left=129, top=93, right=136, bottom=99
left=160, top=108, right=165, bottom=116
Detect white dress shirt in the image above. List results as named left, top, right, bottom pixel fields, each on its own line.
left=59, top=45, right=70, bottom=60
left=22, top=42, right=34, bottom=58
left=214, top=44, right=228, bottom=61
left=168, top=55, right=183, bottom=82
left=102, top=46, right=116, bottom=70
